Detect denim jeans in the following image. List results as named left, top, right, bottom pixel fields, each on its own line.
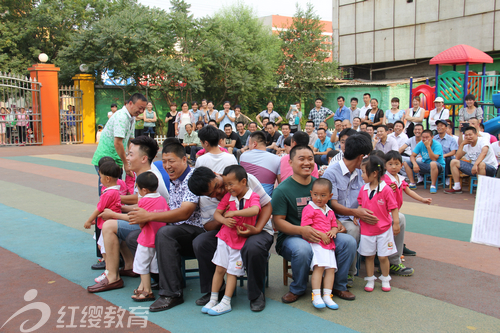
left=280, top=233, right=356, bottom=295
left=459, top=160, right=497, bottom=177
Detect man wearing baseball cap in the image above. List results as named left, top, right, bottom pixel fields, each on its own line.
left=428, top=97, right=449, bottom=134
left=434, top=119, right=458, bottom=185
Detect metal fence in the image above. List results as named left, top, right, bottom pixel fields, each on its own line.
left=59, top=86, right=83, bottom=144
left=0, top=72, right=42, bottom=146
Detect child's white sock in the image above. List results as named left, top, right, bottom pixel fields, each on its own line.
left=322, top=289, right=338, bottom=310
left=201, top=292, right=219, bottom=313
left=364, top=275, right=377, bottom=292
left=208, top=295, right=232, bottom=316
left=379, top=275, right=392, bottom=292
left=453, top=182, right=461, bottom=190
left=312, top=289, right=325, bottom=308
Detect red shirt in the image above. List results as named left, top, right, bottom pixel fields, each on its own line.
left=301, top=202, right=337, bottom=250
left=280, top=154, right=319, bottom=181
left=137, top=193, right=169, bottom=248
left=216, top=190, right=261, bottom=250
left=357, top=181, right=398, bottom=236
left=381, top=173, right=408, bottom=209
left=96, top=186, right=122, bottom=229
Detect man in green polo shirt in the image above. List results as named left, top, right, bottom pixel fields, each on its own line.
left=92, top=93, right=148, bottom=178
left=182, top=123, right=201, bottom=161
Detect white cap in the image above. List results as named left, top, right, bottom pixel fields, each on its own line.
left=434, top=97, right=444, bottom=103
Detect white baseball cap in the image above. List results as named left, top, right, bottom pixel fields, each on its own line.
left=434, top=97, right=444, bottom=103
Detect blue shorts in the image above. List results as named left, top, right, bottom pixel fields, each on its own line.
left=117, top=219, right=140, bottom=241
left=406, top=160, right=443, bottom=175
left=459, top=160, right=497, bottom=177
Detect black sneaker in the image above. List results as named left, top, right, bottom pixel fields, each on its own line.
left=403, top=244, right=416, bottom=256
left=390, top=263, right=414, bottom=276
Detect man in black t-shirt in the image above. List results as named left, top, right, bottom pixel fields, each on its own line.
left=265, top=122, right=280, bottom=154
left=223, top=123, right=241, bottom=154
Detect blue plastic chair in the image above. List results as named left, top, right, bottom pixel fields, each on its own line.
left=470, top=176, right=478, bottom=194
left=423, top=168, right=446, bottom=189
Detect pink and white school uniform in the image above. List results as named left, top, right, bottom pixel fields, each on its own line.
left=133, top=193, right=169, bottom=275
left=301, top=202, right=338, bottom=270
left=212, top=189, right=261, bottom=276
left=381, top=172, right=408, bottom=210
left=95, top=186, right=122, bottom=253
left=356, top=181, right=398, bottom=257
left=102, top=179, right=129, bottom=196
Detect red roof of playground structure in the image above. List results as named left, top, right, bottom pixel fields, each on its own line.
left=429, top=44, right=493, bottom=65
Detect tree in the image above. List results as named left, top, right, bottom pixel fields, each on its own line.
left=58, top=0, right=204, bottom=103
left=193, top=3, right=282, bottom=109
left=0, top=0, right=133, bottom=76
left=58, top=0, right=204, bottom=104
left=277, top=3, right=340, bottom=103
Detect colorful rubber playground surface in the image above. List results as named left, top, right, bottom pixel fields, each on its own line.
left=0, top=144, right=499, bottom=333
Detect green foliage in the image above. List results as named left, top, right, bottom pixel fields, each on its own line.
left=277, top=3, right=339, bottom=104
left=193, top=3, right=282, bottom=110
left=0, top=0, right=133, bottom=76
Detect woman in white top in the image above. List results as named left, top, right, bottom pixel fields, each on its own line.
left=204, top=101, right=218, bottom=124
left=405, top=96, right=425, bottom=138
left=458, top=94, right=483, bottom=124
left=384, top=97, right=405, bottom=124
left=175, top=102, right=195, bottom=143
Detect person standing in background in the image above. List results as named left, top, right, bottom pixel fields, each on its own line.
left=176, top=102, right=195, bottom=143
left=286, top=102, right=302, bottom=133
left=165, top=103, right=178, bottom=138
left=108, top=103, right=118, bottom=119
left=143, top=102, right=157, bottom=139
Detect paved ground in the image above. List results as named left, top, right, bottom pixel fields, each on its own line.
left=0, top=144, right=499, bottom=333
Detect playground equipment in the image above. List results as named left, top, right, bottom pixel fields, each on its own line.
left=409, top=45, right=499, bottom=134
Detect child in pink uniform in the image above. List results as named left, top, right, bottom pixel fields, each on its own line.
left=383, top=150, right=432, bottom=210
left=202, top=165, right=261, bottom=316
left=131, top=172, right=169, bottom=302
left=84, top=161, right=122, bottom=264
left=357, top=155, right=400, bottom=292
left=301, top=178, right=339, bottom=310
left=98, top=156, right=132, bottom=196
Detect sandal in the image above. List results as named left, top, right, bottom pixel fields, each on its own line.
left=131, top=290, right=155, bottom=302
left=133, top=289, right=143, bottom=296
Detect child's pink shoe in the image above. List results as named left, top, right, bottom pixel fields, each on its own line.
left=380, top=275, right=391, bottom=292
left=364, top=275, right=377, bottom=292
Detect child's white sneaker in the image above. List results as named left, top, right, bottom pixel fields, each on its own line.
left=94, top=270, right=108, bottom=283
left=379, top=275, right=392, bottom=292
left=201, top=300, right=218, bottom=314
left=311, top=293, right=326, bottom=309
left=207, top=301, right=232, bottom=316
left=364, top=275, right=377, bottom=292
left=322, top=294, right=339, bottom=310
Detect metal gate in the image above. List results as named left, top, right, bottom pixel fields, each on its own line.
left=0, top=72, right=42, bottom=146
left=59, top=86, right=83, bottom=144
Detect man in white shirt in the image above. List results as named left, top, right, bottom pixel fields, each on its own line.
left=305, top=120, right=318, bottom=149
left=352, top=117, right=361, bottom=132
left=445, top=126, right=498, bottom=194
left=428, top=97, right=449, bottom=133
left=374, top=125, right=399, bottom=153
left=195, top=125, right=237, bottom=171
left=359, top=93, right=371, bottom=117
left=389, top=121, right=410, bottom=155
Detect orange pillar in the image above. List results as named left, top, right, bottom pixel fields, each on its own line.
left=28, top=63, right=60, bottom=145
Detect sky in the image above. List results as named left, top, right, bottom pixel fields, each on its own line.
left=137, top=0, right=333, bottom=21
